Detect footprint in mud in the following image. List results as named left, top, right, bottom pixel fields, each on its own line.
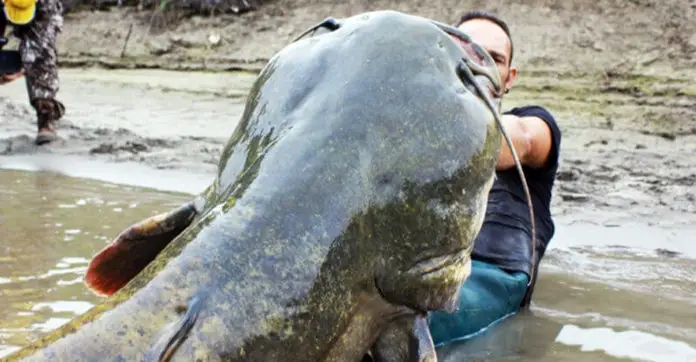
left=558, top=192, right=591, bottom=203
left=90, top=140, right=150, bottom=155
left=655, top=248, right=681, bottom=258
left=583, top=139, right=609, bottom=147
left=556, top=168, right=580, bottom=182
left=1, top=121, right=155, bottom=155
left=0, top=135, right=37, bottom=155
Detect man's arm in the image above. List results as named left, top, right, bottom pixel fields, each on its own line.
left=496, top=114, right=554, bottom=170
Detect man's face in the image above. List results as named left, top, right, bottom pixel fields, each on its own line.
left=457, top=19, right=517, bottom=94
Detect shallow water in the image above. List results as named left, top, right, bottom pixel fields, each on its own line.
left=0, top=68, right=694, bottom=360
left=436, top=218, right=696, bottom=362
left=0, top=169, right=191, bottom=357
left=1, top=168, right=694, bottom=361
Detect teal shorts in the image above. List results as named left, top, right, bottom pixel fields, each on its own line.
left=427, top=260, right=529, bottom=347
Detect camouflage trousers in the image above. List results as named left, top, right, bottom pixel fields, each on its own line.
left=12, top=0, right=65, bottom=123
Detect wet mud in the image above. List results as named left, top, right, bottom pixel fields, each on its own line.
left=0, top=69, right=258, bottom=176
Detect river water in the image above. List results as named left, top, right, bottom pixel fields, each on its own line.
left=0, top=69, right=694, bottom=361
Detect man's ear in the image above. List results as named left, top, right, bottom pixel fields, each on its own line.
left=505, top=66, right=518, bottom=93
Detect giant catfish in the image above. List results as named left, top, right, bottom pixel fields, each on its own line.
left=7, top=10, right=536, bottom=362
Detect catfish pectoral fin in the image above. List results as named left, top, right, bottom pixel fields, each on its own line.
left=84, top=201, right=198, bottom=296
left=371, top=314, right=437, bottom=362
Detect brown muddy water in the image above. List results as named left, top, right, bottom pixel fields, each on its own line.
left=1, top=69, right=695, bottom=361
left=0, top=169, right=192, bottom=358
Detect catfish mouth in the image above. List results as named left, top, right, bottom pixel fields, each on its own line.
left=375, top=249, right=472, bottom=314
left=407, top=248, right=471, bottom=279
left=408, top=248, right=472, bottom=313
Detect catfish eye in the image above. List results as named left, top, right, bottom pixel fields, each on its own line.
left=293, top=17, right=342, bottom=42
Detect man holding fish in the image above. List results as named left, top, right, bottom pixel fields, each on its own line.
left=428, top=10, right=563, bottom=347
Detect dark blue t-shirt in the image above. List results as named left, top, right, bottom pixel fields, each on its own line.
left=472, top=105, right=562, bottom=277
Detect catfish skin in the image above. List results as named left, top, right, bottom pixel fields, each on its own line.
left=8, top=10, right=500, bottom=362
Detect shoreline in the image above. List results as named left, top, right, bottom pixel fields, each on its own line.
left=56, top=56, right=268, bottom=73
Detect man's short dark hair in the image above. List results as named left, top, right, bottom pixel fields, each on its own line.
left=455, top=10, right=514, bottom=66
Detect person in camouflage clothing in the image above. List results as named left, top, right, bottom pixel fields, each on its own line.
left=1, top=0, right=65, bottom=145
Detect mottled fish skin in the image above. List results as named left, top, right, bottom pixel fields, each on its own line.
left=8, top=10, right=501, bottom=362
left=369, top=315, right=437, bottom=362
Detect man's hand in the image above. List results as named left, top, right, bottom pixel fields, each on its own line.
left=0, top=68, right=24, bottom=85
